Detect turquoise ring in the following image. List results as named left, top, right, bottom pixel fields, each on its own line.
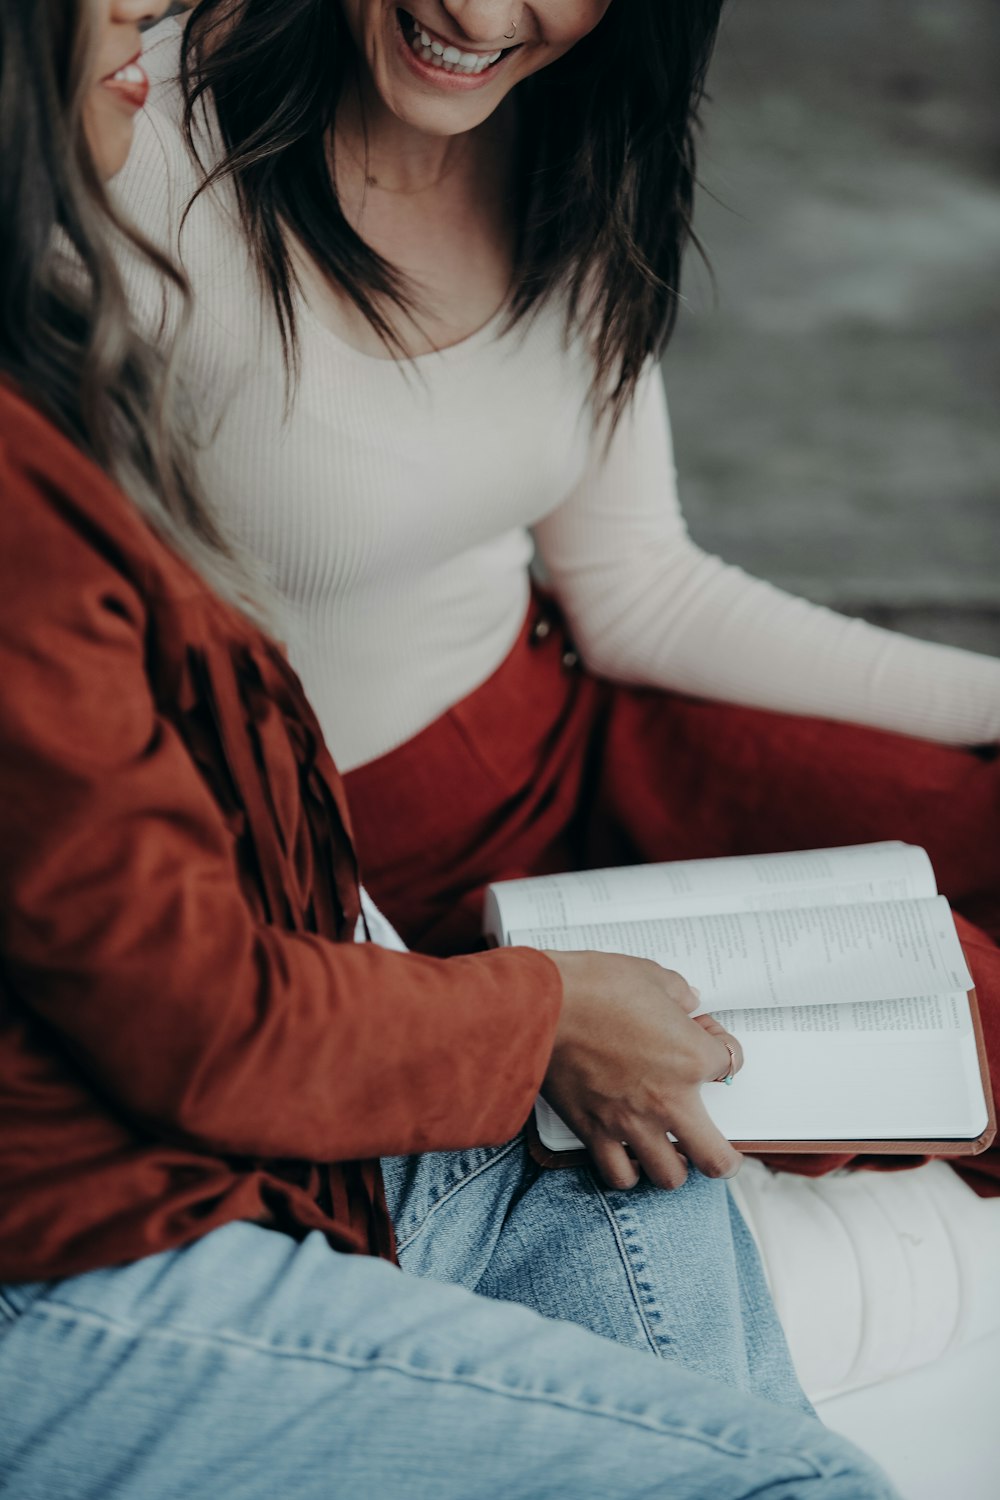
left=714, top=1041, right=737, bottom=1086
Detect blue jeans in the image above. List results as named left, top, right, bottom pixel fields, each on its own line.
left=384, top=1138, right=810, bottom=1402
left=0, top=1136, right=897, bottom=1499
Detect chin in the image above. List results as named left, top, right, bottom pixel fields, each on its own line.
left=382, top=87, right=502, bottom=137
left=100, top=133, right=134, bottom=181
left=84, top=105, right=136, bottom=182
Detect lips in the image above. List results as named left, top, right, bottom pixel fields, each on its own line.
left=100, top=53, right=150, bottom=111
left=398, top=8, right=512, bottom=71
left=395, top=7, right=520, bottom=92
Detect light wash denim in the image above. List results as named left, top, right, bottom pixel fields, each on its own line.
left=384, top=1137, right=811, bottom=1403
left=0, top=1134, right=898, bottom=1499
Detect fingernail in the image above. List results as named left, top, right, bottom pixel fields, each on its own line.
left=690, top=986, right=701, bottom=1001
left=722, top=1160, right=743, bottom=1180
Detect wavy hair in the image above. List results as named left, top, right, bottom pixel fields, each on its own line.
left=181, top=0, right=725, bottom=424
left=0, top=0, right=263, bottom=617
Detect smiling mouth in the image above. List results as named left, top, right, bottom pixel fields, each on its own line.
left=396, top=8, right=519, bottom=77
left=100, top=52, right=149, bottom=109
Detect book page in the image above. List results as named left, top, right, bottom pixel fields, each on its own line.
left=485, top=842, right=935, bottom=941
left=510, top=896, right=972, bottom=1013
left=535, top=991, right=987, bottom=1149
left=707, top=996, right=986, bottom=1142
left=712, top=993, right=969, bottom=1036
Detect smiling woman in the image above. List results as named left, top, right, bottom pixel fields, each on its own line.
left=178, top=0, right=709, bottom=399
left=115, top=0, right=1000, bottom=1199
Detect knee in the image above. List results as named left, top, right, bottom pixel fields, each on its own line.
left=777, top=1423, right=899, bottom=1500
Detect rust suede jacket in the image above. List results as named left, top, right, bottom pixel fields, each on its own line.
left=0, top=384, right=562, bottom=1283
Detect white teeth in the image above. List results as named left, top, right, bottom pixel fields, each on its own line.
left=408, top=22, right=503, bottom=78
left=112, top=63, right=145, bottom=83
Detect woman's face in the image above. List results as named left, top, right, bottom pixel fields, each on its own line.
left=83, top=0, right=171, bottom=178
left=339, top=2, right=613, bottom=136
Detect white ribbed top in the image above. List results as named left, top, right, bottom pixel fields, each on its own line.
left=113, top=20, right=1000, bottom=772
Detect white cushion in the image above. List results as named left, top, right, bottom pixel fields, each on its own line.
left=729, top=1159, right=1000, bottom=1400
left=817, top=1333, right=1000, bottom=1500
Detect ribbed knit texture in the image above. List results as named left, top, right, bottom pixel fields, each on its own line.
left=113, top=19, right=1000, bottom=772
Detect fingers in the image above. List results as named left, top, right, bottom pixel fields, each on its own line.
left=679, top=982, right=701, bottom=1015
left=590, top=1103, right=741, bottom=1192
left=693, top=1014, right=744, bottom=1081
left=668, top=1092, right=744, bottom=1181
left=621, top=1123, right=693, bottom=1192
left=591, top=1129, right=690, bottom=1192
left=590, top=1137, right=641, bottom=1192
left=587, top=1019, right=746, bottom=1190
left=550, top=959, right=745, bottom=1194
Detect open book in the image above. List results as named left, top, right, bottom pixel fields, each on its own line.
left=484, top=843, right=995, bottom=1156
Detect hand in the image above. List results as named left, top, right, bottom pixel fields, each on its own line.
left=543, top=951, right=744, bottom=1192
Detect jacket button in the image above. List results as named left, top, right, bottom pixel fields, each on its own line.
left=531, top=617, right=552, bottom=643
left=561, top=649, right=579, bottom=671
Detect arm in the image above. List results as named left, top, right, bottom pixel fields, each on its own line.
left=0, top=437, right=562, bottom=1165
left=533, top=365, right=1000, bottom=746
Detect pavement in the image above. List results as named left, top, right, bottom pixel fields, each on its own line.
left=665, top=0, right=1000, bottom=654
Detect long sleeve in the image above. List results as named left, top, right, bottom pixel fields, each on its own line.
left=534, top=365, right=1000, bottom=747
left=0, top=432, right=562, bottom=1167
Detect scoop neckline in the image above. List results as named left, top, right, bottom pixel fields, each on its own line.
left=297, top=292, right=509, bottom=370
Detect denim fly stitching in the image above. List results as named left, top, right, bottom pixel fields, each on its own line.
left=393, top=1138, right=525, bottom=1254
left=584, top=1171, right=670, bottom=1358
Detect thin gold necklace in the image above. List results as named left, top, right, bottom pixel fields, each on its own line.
left=333, top=130, right=474, bottom=196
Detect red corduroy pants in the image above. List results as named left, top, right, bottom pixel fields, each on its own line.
left=344, top=598, right=1000, bottom=1196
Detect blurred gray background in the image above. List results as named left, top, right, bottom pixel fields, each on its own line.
left=666, top=0, right=1000, bottom=654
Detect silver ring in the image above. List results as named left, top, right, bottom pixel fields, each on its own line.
left=504, top=19, right=518, bottom=40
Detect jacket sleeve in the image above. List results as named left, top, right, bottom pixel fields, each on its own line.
left=0, top=438, right=562, bottom=1163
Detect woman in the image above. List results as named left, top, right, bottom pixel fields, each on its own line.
left=0, top=2, right=898, bottom=1496
left=113, top=0, right=1000, bottom=1191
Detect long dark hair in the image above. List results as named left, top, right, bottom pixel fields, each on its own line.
left=181, top=0, right=724, bottom=423
left=0, top=0, right=261, bottom=613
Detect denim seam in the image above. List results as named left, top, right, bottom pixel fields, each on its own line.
left=394, top=1138, right=524, bottom=1254
left=14, top=1298, right=831, bottom=1474
left=0, top=1288, right=21, bottom=1323
left=586, top=1173, right=665, bottom=1358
